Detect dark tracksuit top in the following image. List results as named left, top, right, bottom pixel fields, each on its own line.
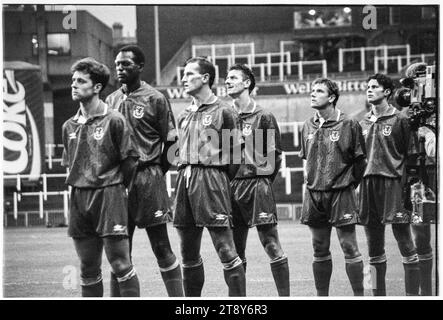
left=360, top=106, right=410, bottom=179
left=62, top=101, right=139, bottom=188
left=106, top=81, right=177, bottom=171
left=300, top=109, right=366, bottom=191
left=176, top=96, right=241, bottom=171
left=233, top=100, right=282, bottom=182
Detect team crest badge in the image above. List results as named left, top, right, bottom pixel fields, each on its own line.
left=202, top=114, right=212, bottom=126
left=329, top=130, right=340, bottom=142
left=133, top=105, right=144, bottom=119
left=242, top=123, right=252, bottom=136
left=382, top=125, right=392, bottom=136
left=93, top=127, right=104, bottom=140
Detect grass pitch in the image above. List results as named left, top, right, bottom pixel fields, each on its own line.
left=3, top=221, right=437, bottom=298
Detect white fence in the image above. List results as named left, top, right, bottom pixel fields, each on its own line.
left=4, top=121, right=305, bottom=224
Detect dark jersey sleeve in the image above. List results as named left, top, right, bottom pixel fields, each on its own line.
left=261, top=112, right=282, bottom=182
left=110, top=115, right=139, bottom=161
left=352, top=120, right=366, bottom=161
left=61, top=122, right=69, bottom=167
left=299, top=122, right=307, bottom=160
left=222, top=107, right=241, bottom=179
left=155, top=95, right=177, bottom=173
left=400, top=115, right=412, bottom=156
left=351, top=120, right=367, bottom=186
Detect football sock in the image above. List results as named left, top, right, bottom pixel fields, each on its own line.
left=403, top=254, right=420, bottom=296
left=80, top=274, right=103, bottom=297
left=418, top=254, right=433, bottom=296
left=345, top=256, right=364, bottom=296
left=110, top=272, right=121, bottom=297
left=159, top=256, right=184, bottom=297
left=117, top=267, right=140, bottom=297
left=182, top=258, right=205, bottom=297
left=313, top=255, right=332, bottom=296
left=369, top=255, right=387, bottom=296
left=270, top=254, right=290, bottom=296
left=223, top=256, right=246, bottom=297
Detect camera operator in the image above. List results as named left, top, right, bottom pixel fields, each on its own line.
left=394, top=62, right=437, bottom=296
left=405, top=113, right=436, bottom=296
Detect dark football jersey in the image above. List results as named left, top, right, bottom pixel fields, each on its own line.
left=233, top=100, right=282, bottom=181
left=360, top=106, right=410, bottom=178
left=300, top=109, right=366, bottom=191
left=62, top=102, right=138, bottom=188
left=176, top=96, right=241, bottom=168
left=106, top=81, right=177, bottom=166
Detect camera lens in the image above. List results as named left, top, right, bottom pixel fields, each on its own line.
left=393, top=87, right=411, bottom=108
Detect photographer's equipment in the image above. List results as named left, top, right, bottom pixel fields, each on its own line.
left=395, top=63, right=437, bottom=224
left=394, top=63, right=436, bottom=131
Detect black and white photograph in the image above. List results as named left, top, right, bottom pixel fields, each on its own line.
left=1, top=1, right=440, bottom=303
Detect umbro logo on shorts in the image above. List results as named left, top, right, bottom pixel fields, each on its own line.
left=215, top=214, right=227, bottom=221
left=113, top=224, right=126, bottom=233
left=395, top=212, right=403, bottom=218
left=362, top=129, right=368, bottom=136
left=154, top=210, right=164, bottom=218
left=343, top=213, right=353, bottom=220
left=258, top=212, right=269, bottom=219
left=69, top=132, right=76, bottom=140
left=307, top=133, right=314, bottom=140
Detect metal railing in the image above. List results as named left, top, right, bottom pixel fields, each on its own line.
left=338, top=44, right=411, bottom=72
left=374, top=53, right=435, bottom=74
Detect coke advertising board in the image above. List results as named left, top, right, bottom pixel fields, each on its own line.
left=3, top=61, right=45, bottom=183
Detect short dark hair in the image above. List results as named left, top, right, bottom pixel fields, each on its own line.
left=312, top=78, right=340, bottom=106
left=367, top=73, right=394, bottom=98
left=119, top=45, right=145, bottom=65
left=71, top=57, right=110, bottom=92
left=228, top=64, right=256, bottom=94
left=185, top=57, right=216, bottom=88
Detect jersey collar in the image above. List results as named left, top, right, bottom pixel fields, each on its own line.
left=74, top=101, right=108, bottom=124
left=314, top=108, right=341, bottom=128
left=188, top=93, right=218, bottom=112
left=366, top=104, right=396, bottom=122
left=234, top=99, right=257, bottom=115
